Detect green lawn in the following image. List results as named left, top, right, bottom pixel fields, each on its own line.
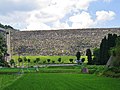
left=12, top=56, right=88, bottom=64
left=3, top=73, right=120, bottom=90
left=0, top=74, right=21, bottom=90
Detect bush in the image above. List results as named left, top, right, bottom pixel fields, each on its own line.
left=52, top=61, right=55, bottom=64
left=103, top=67, right=120, bottom=78
left=69, top=59, right=73, bottom=63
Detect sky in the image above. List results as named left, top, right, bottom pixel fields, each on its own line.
left=0, top=0, right=120, bottom=30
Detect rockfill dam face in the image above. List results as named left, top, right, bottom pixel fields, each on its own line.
left=10, top=28, right=120, bottom=56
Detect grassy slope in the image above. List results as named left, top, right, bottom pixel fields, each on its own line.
left=12, top=56, right=88, bottom=63
left=4, top=73, right=120, bottom=90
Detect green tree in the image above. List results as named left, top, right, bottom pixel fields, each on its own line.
left=99, top=34, right=118, bottom=65
left=99, top=36, right=109, bottom=65
left=18, top=58, right=23, bottom=67
left=93, top=48, right=100, bottom=64
left=36, top=58, right=40, bottom=63
left=0, top=33, right=7, bottom=67
left=10, top=59, right=15, bottom=67
left=52, top=61, right=55, bottom=64
left=81, top=58, right=85, bottom=63
left=0, top=23, right=14, bottom=29
left=47, top=59, right=51, bottom=63
left=58, top=58, right=61, bottom=63
left=23, top=57, right=27, bottom=67
left=69, top=59, right=73, bottom=63
left=86, top=49, right=92, bottom=65
left=76, top=51, right=81, bottom=60
left=27, top=59, right=31, bottom=68
left=107, top=37, right=120, bottom=67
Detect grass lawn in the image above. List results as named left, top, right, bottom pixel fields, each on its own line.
left=0, top=74, right=21, bottom=90
left=3, top=73, right=120, bottom=90
left=12, top=56, right=88, bottom=64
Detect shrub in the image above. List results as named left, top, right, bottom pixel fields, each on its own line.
left=52, top=61, right=55, bottom=64
left=69, top=59, right=73, bottom=63
left=47, top=59, right=51, bottom=63
left=103, top=67, right=120, bottom=78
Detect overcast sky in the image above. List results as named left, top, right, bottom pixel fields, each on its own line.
left=0, top=0, right=119, bottom=30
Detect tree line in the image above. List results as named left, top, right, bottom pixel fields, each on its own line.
left=0, top=23, right=14, bottom=29
left=0, top=33, right=8, bottom=67
left=76, top=33, right=120, bottom=65
left=93, top=33, right=120, bottom=65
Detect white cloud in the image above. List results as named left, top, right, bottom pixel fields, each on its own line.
left=69, top=11, right=94, bottom=28
left=52, top=20, right=70, bottom=29
left=103, top=0, right=112, bottom=3
left=96, top=10, right=115, bottom=21
left=0, top=0, right=116, bottom=30
left=75, top=0, right=97, bottom=10
left=26, top=22, right=51, bottom=30
left=23, top=0, right=97, bottom=30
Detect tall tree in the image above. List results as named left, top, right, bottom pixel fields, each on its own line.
left=106, top=37, right=120, bottom=67
left=93, top=48, right=100, bottom=64
left=27, top=59, right=31, bottom=68
left=86, top=49, right=92, bottom=65
left=99, top=34, right=118, bottom=65
left=76, top=51, right=81, bottom=60
left=76, top=51, right=81, bottom=64
left=99, top=36, right=109, bottom=65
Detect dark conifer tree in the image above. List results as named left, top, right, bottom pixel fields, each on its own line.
left=76, top=51, right=81, bottom=60
left=99, top=34, right=118, bottom=65
left=86, top=49, right=92, bottom=65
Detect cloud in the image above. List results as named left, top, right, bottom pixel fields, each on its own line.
left=75, top=0, right=97, bottom=10
left=96, top=10, right=115, bottom=21
left=69, top=11, right=94, bottom=28
left=0, top=0, right=116, bottom=30
left=52, top=20, right=70, bottom=29
left=103, top=0, right=112, bottom=3
left=0, top=0, right=37, bottom=14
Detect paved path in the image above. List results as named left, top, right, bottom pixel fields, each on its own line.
left=39, top=64, right=78, bottom=67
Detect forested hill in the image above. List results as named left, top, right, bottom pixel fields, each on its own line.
left=0, top=23, right=14, bottom=30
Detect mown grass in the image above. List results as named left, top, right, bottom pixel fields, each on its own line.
left=0, top=65, right=104, bottom=74
left=0, top=74, right=21, bottom=90
left=12, top=56, right=88, bottom=64
left=3, top=73, right=120, bottom=90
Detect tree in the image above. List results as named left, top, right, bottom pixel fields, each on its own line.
left=18, top=58, right=24, bottom=73
left=0, top=33, right=7, bottom=67
left=43, top=61, right=46, bottom=64
left=99, top=34, right=118, bottom=65
left=81, top=58, right=85, bottom=63
left=93, top=48, right=100, bottom=64
left=27, top=59, right=31, bottom=68
left=0, top=23, right=14, bottom=29
left=106, top=37, right=120, bottom=67
left=23, top=57, right=27, bottom=62
left=76, top=51, right=81, bottom=60
left=99, top=36, right=109, bottom=65
left=69, top=59, right=73, bottom=63
left=10, top=59, right=15, bottom=67
left=52, top=61, right=55, bottom=64
left=18, top=58, right=23, bottom=67
left=47, top=59, right=51, bottom=63
left=58, top=58, right=61, bottom=63
left=23, top=57, right=27, bottom=67
left=36, top=58, right=40, bottom=64
left=76, top=51, right=81, bottom=64
left=86, top=49, right=92, bottom=65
